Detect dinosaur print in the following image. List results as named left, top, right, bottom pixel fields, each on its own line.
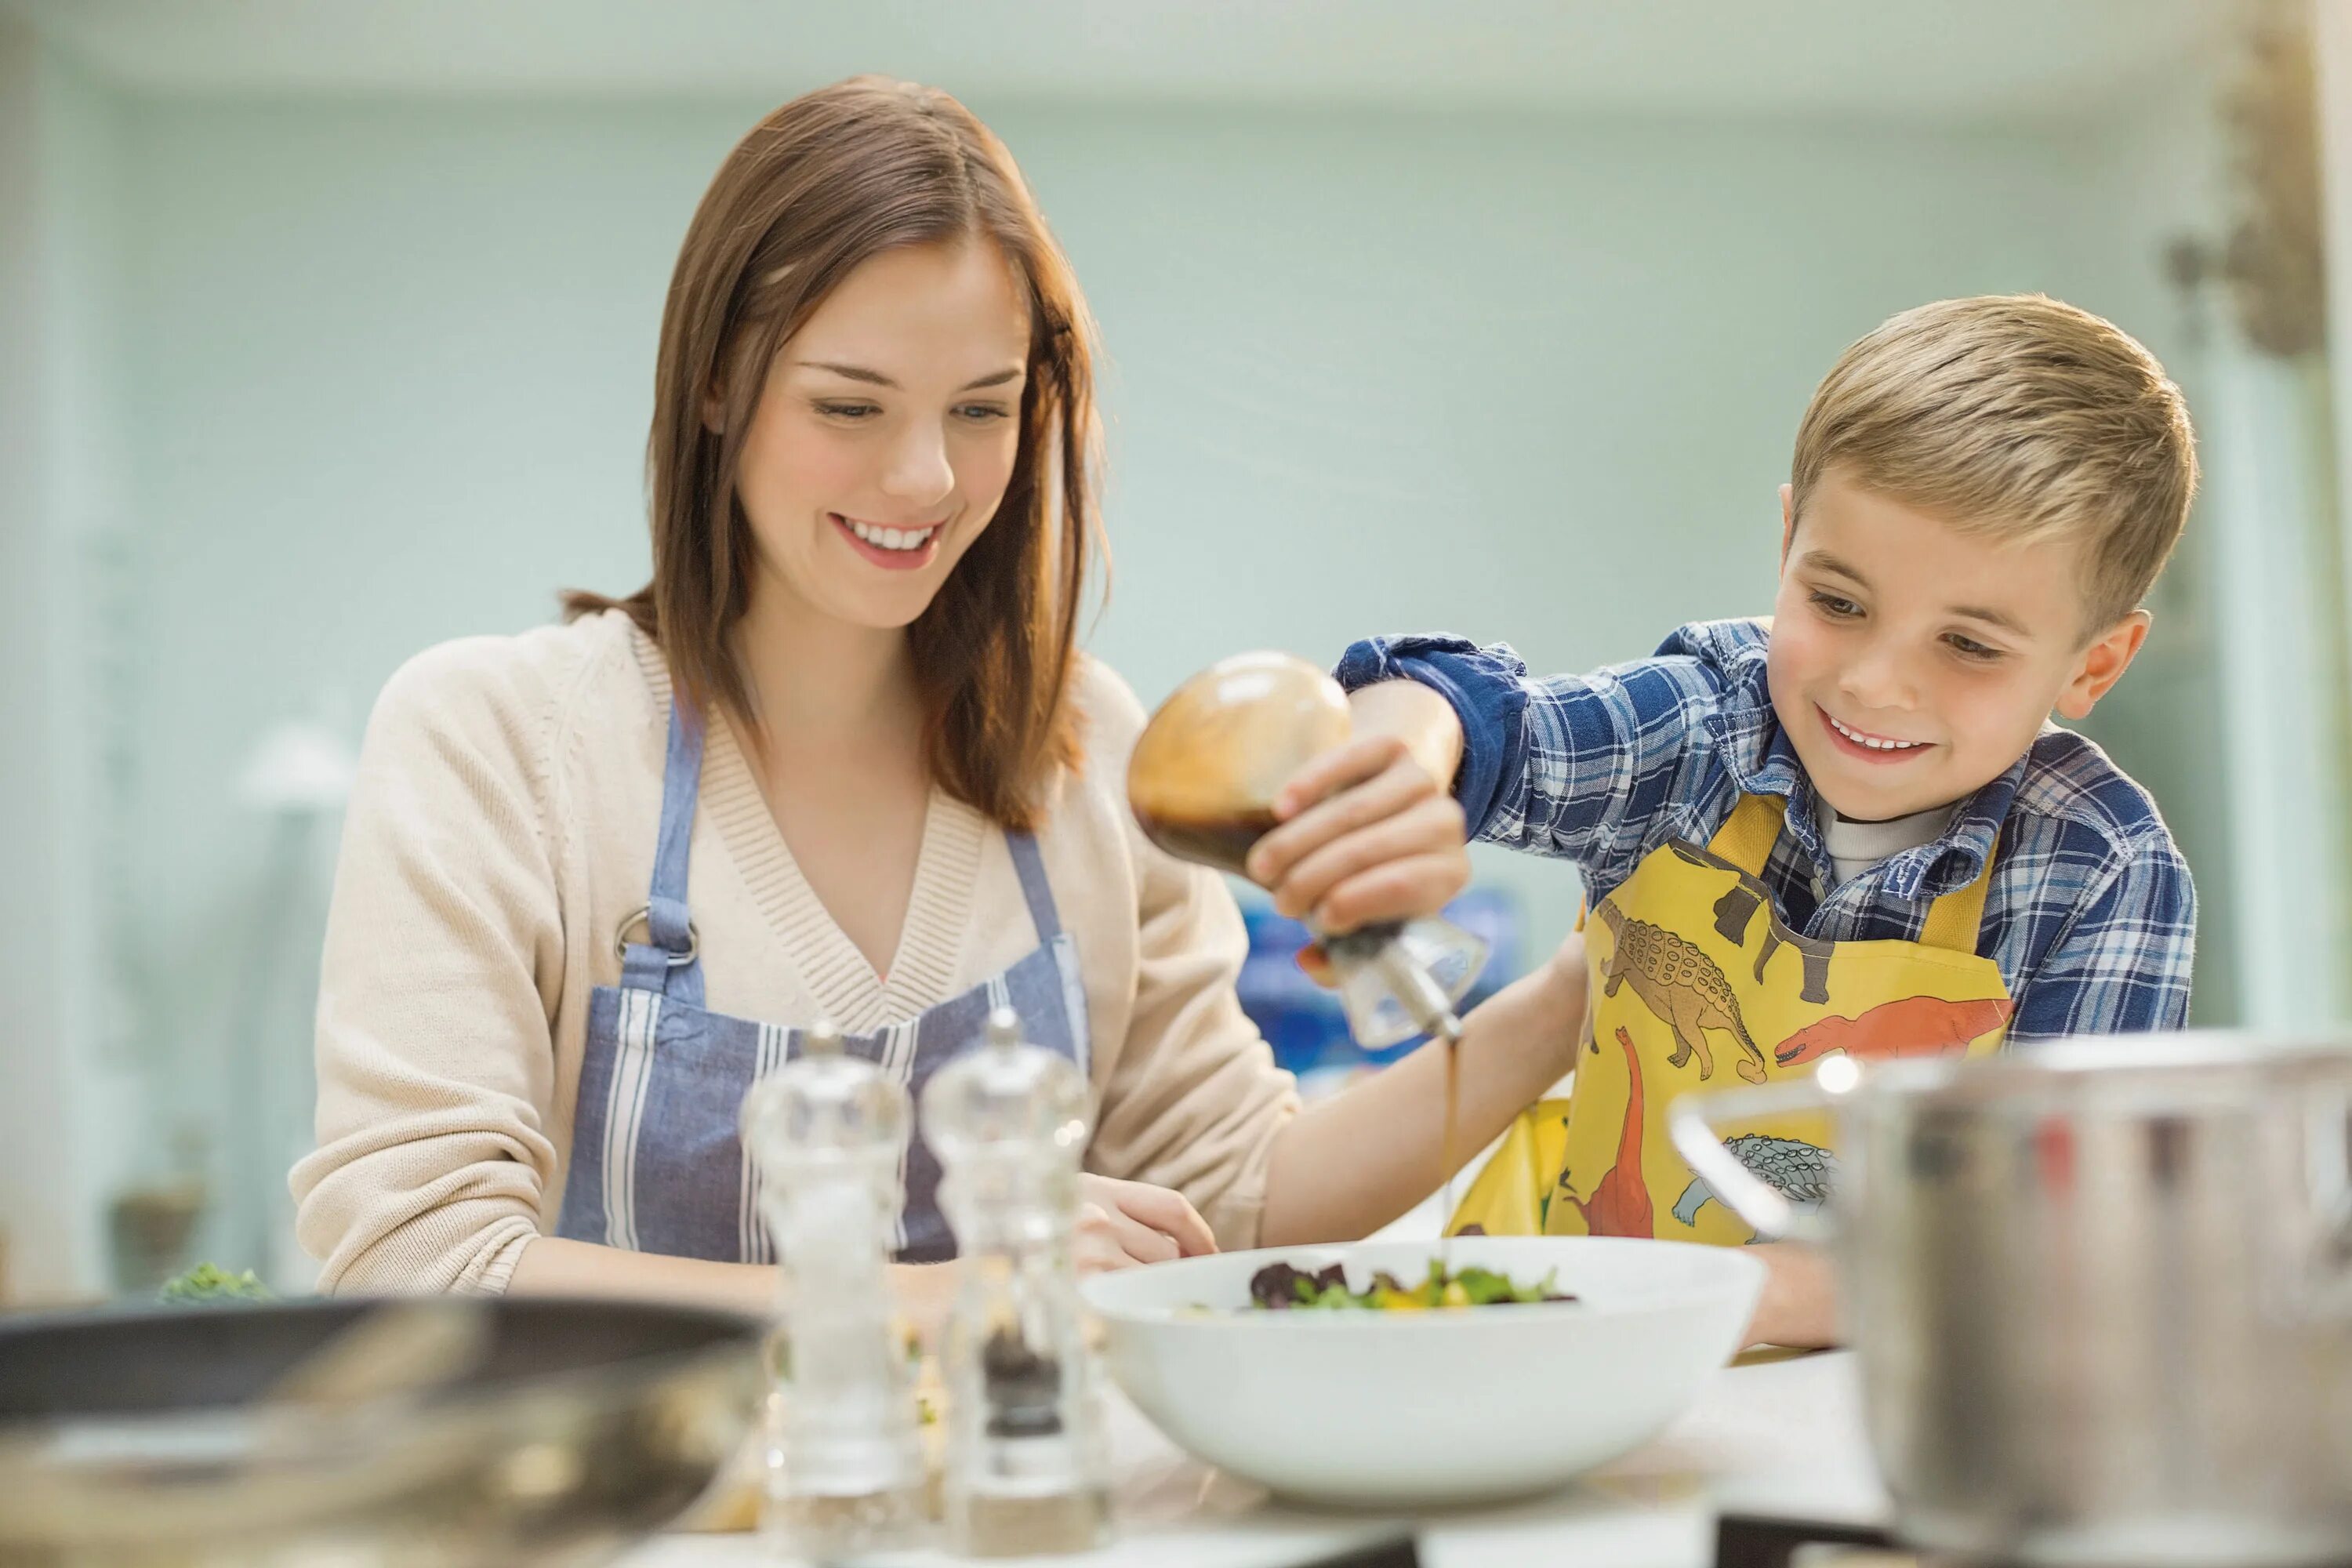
left=1748, top=909, right=1834, bottom=1004
left=1672, top=1134, right=1838, bottom=1240
left=1593, top=902, right=1769, bottom=1084
left=1664, top=840, right=1836, bottom=1004
left=1773, top=995, right=2013, bottom=1067
left=1556, top=1027, right=1654, bottom=1238
left=1677, top=846, right=1833, bottom=1004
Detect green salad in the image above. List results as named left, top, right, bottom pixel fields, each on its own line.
left=1245, top=1258, right=1576, bottom=1312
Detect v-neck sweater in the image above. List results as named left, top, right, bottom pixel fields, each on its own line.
left=292, top=611, right=1301, bottom=1294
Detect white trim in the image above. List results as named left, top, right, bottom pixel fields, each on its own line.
left=602, top=988, right=661, bottom=1252
left=1051, top=934, right=1092, bottom=1078
left=739, top=1021, right=786, bottom=1265
left=884, top=1021, right=918, bottom=1253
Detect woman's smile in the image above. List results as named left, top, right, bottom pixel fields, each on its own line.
left=833, top=512, right=945, bottom=572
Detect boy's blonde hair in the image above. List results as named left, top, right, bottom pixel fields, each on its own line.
left=1791, top=294, right=2198, bottom=638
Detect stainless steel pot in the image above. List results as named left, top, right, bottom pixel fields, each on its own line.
left=1668, top=1031, right=2352, bottom=1568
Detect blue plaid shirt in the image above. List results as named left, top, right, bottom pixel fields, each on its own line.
left=1334, top=619, right=2197, bottom=1043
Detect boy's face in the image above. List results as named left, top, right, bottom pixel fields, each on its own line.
left=1766, top=466, right=2150, bottom=823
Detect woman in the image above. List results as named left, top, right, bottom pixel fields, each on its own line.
left=292, top=77, right=1585, bottom=1321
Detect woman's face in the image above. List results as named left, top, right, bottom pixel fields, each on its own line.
left=734, top=241, right=1032, bottom=632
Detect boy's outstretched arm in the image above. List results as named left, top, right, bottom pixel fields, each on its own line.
left=1251, top=632, right=1724, bottom=934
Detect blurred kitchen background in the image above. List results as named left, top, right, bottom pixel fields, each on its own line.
left=2, top=0, right=2349, bottom=1305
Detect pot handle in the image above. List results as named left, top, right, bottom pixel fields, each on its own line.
left=2305, top=1094, right=2352, bottom=1318
left=1665, top=1073, right=1846, bottom=1244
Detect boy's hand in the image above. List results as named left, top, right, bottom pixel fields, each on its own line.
left=1247, top=681, right=1469, bottom=939
left=1743, top=1242, right=1840, bottom=1348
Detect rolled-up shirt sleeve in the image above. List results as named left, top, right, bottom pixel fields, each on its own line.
left=1336, top=633, right=1722, bottom=865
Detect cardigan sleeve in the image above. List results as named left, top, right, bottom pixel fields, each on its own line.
left=290, top=637, right=571, bottom=1294
left=1069, top=660, right=1301, bottom=1249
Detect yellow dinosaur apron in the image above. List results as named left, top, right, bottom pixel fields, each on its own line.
left=1451, top=793, right=2011, bottom=1244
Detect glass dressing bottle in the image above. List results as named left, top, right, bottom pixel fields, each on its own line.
left=1125, top=649, right=1488, bottom=1051
left=1127, top=650, right=1490, bottom=1266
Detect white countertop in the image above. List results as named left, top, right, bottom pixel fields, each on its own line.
left=622, top=1348, right=1891, bottom=1568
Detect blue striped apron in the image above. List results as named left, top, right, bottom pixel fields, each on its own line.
left=555, top=699, right=1091, bottom=1264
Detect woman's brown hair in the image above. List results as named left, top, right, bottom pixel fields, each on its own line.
left=567, top=76, right=1101, bottom=830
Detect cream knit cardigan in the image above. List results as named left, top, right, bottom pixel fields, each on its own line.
left=292, top=611, right=1300, bottom=1292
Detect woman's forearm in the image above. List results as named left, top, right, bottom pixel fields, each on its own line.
left=506, top=1235, right=963, bottom=1341
left=507, top=1234, right=776, bottom=1315
left=1257, top=956, right=1584, bottom=1247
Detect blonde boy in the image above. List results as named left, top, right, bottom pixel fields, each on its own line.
left=1256, top=295, right=2199, bottom=1345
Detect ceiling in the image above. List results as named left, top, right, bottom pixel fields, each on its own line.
left=1, top=0, right=2234, bottom=122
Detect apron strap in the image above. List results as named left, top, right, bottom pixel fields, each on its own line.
left=1004, top=830, right=1063, bottom=942
left=1706, top=792, right=1788, bottom=877
left=1707, top=791, right=1996, bottom=956
left=1917, top=829, right=1998, bottom=955
left=619, top=698, right=707, bottom=1004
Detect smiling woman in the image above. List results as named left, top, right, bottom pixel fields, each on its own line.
left=568, top=79, right=1093, bottom=834
left=289, top=76, right=1589, bottom=1327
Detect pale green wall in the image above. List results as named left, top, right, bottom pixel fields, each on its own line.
left=20, top=74, right=2243, bottom=1285
left=2029, top=88, right=2245, bottom=1030
left=109, top=92, right=2233, bottom=989
left=0, top=24, right=79, bottom=1301
left=1, top=34, right=140, bottom=1300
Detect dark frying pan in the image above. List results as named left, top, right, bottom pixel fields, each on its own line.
left=0, top=1295, right=765, bottom=1566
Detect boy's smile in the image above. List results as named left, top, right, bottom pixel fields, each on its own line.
left=1766, top=466, right=2149, bottom=825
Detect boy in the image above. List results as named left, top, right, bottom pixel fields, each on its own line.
left=1257, top=295, right=2198, bottom=1345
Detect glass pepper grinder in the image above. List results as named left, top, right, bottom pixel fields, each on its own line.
left=920, top=1006, right=1112, bottom=1557
left=739, top=1019, right=927, bottom=1559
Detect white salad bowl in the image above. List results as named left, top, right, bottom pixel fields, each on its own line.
left=1080, top=1235, right=1763, bottom=1507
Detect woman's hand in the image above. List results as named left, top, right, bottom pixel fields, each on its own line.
left=1075, top=1175, right=1218, bottom=1274
left=1246, top=683, right=1470, bottom=942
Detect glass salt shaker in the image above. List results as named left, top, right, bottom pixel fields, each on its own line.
left=920, top=1006, right=1112, bottom=1557
left=739, top=1019, right=927, bottom=1559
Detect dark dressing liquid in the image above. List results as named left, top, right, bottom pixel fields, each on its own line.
left=1131, top=807, right=1280, bottom=879
left=1440, top=1022, right=1460, bottom=1275
left=1137, top=808, right=1466, bottom=1279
